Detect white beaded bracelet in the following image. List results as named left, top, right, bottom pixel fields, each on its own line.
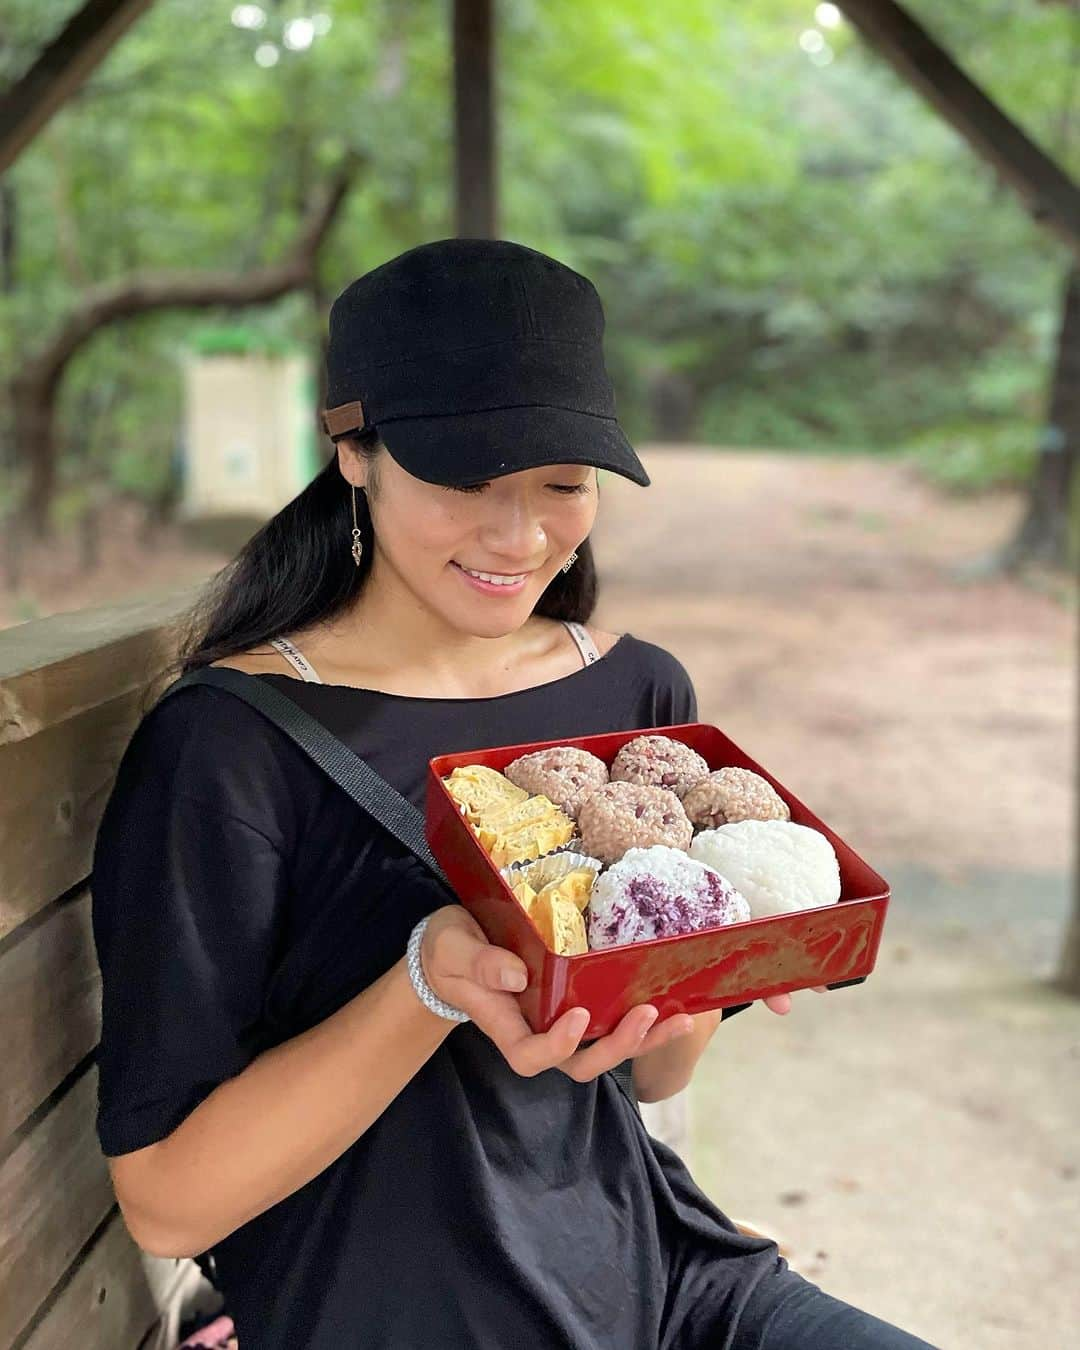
left=406, top=915, right=472, bottom=1023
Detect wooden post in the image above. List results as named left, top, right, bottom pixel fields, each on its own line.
left=453, top=0, right=497, bottom=238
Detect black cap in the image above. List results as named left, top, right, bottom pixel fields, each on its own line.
left=321, top=237, right=650, bottom=488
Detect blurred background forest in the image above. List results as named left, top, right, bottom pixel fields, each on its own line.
left=1, top=0, right=1077, bottom=613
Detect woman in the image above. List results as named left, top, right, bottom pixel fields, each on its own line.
left=91, top=238, right=937, bottom=1349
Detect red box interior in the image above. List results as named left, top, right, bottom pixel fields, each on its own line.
left=426, top=722, right=889, bottom=1038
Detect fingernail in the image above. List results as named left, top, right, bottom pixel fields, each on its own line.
left=501, top=968, right=527, bottom=992
left=638, top=1009, right=659, bottom=1037
left=570, top=1009, right=590, bottom=1036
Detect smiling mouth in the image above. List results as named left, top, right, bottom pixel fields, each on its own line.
left=451, top=561, right=536, bottom=585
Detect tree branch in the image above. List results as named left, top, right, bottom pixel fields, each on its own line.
left=19, top=151, right=360, bottom=403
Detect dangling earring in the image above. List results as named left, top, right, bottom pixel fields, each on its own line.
left=351, top=483, right=364, bottom=566
left=561, top=550, right=579, bottom=574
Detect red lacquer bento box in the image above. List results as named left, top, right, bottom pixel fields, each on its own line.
left=425, top=722, right=889, bottom=1038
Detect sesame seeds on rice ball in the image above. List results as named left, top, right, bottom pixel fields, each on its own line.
left=577, top=781, right=692, bottom=865
left=503, top=745, right=610, bottom=820
left=610, top=734, right=710, bottom=799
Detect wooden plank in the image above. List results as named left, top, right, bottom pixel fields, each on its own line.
left=0, top=890, right=100, bottom=1137
left=0, top=587, right=197, bottom=745
left=0, top=688, right=154, bottom=939
left=839, top=0, right=1080, bottom=257
left=0, top=1068, right=114, bottom=1347
left=22, top=1212, right=194, bottom=1350
left=0, top=0, right=157, bottom=173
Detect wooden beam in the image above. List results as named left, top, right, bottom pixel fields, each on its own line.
left=0, top=0, right=156, bottom=173
left=453, top=0, right=497, bottom=237
left=838, top=0, right=1080, bottom=259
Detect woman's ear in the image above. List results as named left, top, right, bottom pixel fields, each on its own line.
left=336, top=438, right=367, bottom=490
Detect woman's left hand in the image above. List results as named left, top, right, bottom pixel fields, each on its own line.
left=763, top=985, right=828, bottom=1015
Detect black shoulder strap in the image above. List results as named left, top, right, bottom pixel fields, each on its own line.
left=609, top=1058, right=639, bottom=1114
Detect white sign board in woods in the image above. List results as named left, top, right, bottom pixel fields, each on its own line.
left=181, top=352, right=316, bottom=519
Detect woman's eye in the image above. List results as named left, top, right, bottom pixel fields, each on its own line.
left=444, top=481, right=589, bottom=496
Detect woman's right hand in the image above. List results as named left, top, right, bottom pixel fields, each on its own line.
left=419, top=904, right=695, bottom=1082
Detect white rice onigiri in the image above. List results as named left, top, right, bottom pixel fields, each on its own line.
left=688, top=819, right=841, bottom=918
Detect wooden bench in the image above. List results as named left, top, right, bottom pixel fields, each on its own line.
left=0, top=589, right=217, bottom=1349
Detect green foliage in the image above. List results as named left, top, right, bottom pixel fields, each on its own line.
left=899, top=338, right=1050, bottom=491
left=0, top=0, right=1075, bottom=513
left=902, top=419, right=1039, bottom=493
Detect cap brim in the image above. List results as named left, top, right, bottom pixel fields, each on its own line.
left=374, top=405, right=650, bottom=488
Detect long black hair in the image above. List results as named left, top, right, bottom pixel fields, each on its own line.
left=164, top=429, right=599, bottom=689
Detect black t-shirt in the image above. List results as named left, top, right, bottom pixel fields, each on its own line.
left=91, top=633, right=779, bottom=1349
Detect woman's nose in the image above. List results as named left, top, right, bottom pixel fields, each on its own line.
left=479, top=521, right=547, bottom=562
left=479, top=496, right=546, bottom=559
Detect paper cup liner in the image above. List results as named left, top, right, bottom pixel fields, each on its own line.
left=500, top=847, right=602, bottom=893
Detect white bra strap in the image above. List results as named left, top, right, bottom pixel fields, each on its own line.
left=562, top=620, right=601, bottom=667
left=269, top=636, right=324, bottom=683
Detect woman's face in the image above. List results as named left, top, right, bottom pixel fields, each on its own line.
left=345, top=444, right=598, bottom=636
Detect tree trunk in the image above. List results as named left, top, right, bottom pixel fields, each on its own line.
left=1, top=181, right=20, bottom=589
left=1060, top=883, right=1080, bottom=998
left=646, top=369, right=701, bottom=441
left=1050, top=268, right=1080, bottom=997
left=1060, top=481, right=1080, bottom=995
left=11, top=367, right=61, bottom=539
left=1002, top=266, right=1080, bottom=572
left=0, top=180, right=16, bottom=291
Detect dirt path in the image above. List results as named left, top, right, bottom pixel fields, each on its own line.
left=4, top=447, right=1076, bottom=1346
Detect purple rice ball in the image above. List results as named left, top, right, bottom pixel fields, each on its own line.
left=587, top=845, right=751, bottom=949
